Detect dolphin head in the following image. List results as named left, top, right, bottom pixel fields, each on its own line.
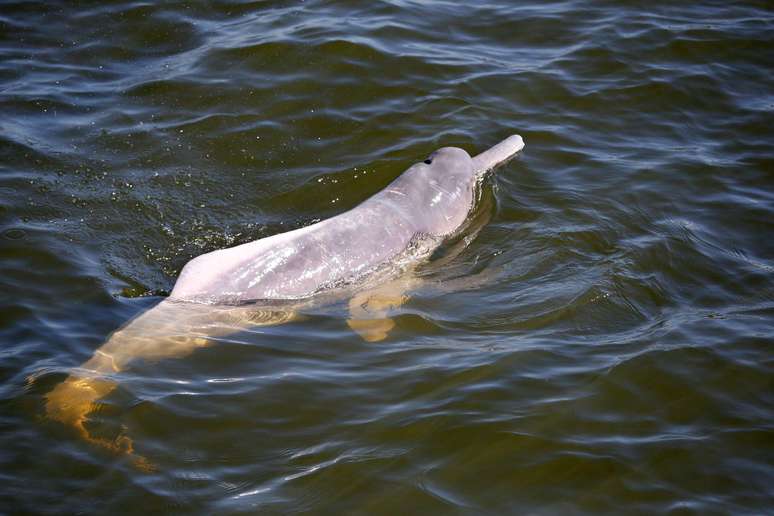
left=420, top=146, right=475, bottom=192
left=385, top=146, right=475, bottom=236
left=423, top=146, right=471, bottom=167
left=415, top=147, right=475, bottom=203
left=421, top=134, right=525, bottom=187
left=366, top=136, right=526, bottom=238
left=408, top=136, right=524, bottom=236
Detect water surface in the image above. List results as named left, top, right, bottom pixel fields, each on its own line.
left=1, top=0, right=773, bottom=514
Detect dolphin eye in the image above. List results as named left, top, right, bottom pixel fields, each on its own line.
left=424, top=159, right=433, bottom=165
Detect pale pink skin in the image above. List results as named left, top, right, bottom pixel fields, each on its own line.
left=170, top=134, right=525, bottom=304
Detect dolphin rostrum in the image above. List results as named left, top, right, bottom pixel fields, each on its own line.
left=44, top=134, right=525, bottom=466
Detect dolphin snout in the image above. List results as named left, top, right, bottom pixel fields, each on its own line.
left=472, top=134, right=525, bottom=175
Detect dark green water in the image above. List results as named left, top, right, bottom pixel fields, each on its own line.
left=1, top=0, right=773, bottom=514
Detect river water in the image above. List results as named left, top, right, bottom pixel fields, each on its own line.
left=1, top=1, right=773, bottom=514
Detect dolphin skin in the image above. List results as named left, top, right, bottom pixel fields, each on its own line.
left=170, top=134, right=525, bottom=303
left=44, top=134, right=525, bottom=466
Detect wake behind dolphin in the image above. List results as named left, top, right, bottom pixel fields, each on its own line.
left=44, top=134, right=525, bottom=466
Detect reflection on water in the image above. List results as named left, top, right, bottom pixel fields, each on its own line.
left=1, top=0, right=773, bottom=514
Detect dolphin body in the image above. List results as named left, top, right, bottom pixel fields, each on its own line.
left=44, top=134, right=525, bottom=465
left=170, top=134, right=525, bottom=303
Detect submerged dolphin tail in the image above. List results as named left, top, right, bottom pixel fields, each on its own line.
left=472, top=134, right=525, bottom=176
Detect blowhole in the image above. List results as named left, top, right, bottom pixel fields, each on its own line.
left=424, top=159, right=432, bottom=165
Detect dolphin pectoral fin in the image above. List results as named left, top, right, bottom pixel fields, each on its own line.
left=347, top=286, right=409, bottom=342
left=347, top=317, right=396, bottom=342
